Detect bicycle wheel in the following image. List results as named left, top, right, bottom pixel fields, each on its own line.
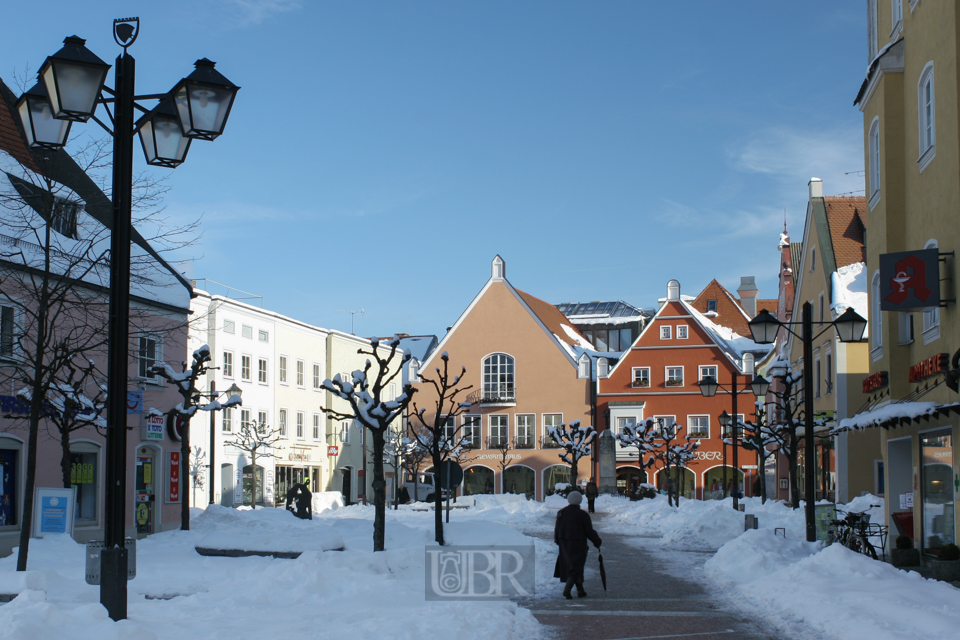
left=846, top=535, right=878, bottom=559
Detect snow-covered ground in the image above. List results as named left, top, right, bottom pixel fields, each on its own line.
left=0, top=498, right=548, bottom=640
left=593, top=493, right=960, bottom=640
left=0, top=492, right=956, bottom=639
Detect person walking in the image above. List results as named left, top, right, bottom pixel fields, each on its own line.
left=295, top=482, right=313, bottom=520
left=585, top=478, right=599, bottom=513
left=554, top=491, right=602, bottom=599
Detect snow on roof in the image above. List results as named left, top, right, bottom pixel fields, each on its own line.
left=831, top=262, right=868, bottom=337
left=561, top=324, right=596, bottom=349
left=833, top=402, right=940, bottom=434
left=684, top=301, right=772, bottom=364
left=566, top=315, right=638, bottom=326
left=778, top=232, right=790, bottom=249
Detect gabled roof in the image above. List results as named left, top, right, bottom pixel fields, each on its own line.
left=419, top=261, right=584, bottom=371
left=824, top=197, right=867, bottom=269
left=690, top=279, right=752, bottom=336
left=790, top=242, right=803, bottom=276
left=555, top=300, right=646, bottom=319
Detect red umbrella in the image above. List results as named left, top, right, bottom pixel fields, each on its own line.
left=598, top=553, right=607, bottom=593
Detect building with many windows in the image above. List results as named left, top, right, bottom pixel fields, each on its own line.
left=598, top=279, right=773, bottom=499
left=838, top=0, right=960, bottom=558
left=411, top=256, right=593, bottom=500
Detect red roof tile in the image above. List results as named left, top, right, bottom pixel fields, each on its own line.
left=824, top=196, right=867, bottom=268
left=516, top=289, right=588, bottom=347
left=0, top=79, right=39, bottom=173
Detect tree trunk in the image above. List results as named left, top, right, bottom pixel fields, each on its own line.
left=371, top=428, right=386, bottom=552
left=786, top=435, right=800, bottom=509
left=250, top=451, right=257, bottom=510
left=432, top=445, right=444, bottom=545
left=181, top=417, right=190, bottom=528
left=570, top=457, right=579, bottom=488
left=60, top=425, right=72, bottom=489
left=758, top=450, right=768, bottom=504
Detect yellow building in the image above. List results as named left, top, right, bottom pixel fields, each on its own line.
left=786, top=180, right=876, bottom=504
left=844, top=0, right=960, bottom=558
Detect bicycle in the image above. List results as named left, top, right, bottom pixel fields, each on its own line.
left=828, top=505, right=883, bottom=560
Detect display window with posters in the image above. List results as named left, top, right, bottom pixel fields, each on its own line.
left=0, top=440, right=18, bottom=527
left=920, top=429, right=955, bottom=555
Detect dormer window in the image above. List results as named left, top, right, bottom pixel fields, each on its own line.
left=577, top=354, right=590, bottom=379
left=491, top=255, right=505, bottom=280
left=707, top=299, right=717, bottom=313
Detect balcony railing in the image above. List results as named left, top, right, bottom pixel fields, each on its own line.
left=540, top=435, right=562, bottom=449
left=467, top=387, right=517, bottom=406
left=486, top=435, right=509, bottom=449
left=514, top=435, right=535, bottom=449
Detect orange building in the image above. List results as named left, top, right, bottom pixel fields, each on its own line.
left=598, top=279, right=774, bottom=499
left=412, top=256, right=593, bottom=500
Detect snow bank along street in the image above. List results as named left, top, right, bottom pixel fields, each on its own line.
left=0, top=493, right=956, bottom=639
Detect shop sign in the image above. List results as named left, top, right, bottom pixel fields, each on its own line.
left=0, top=395, right=29, bottom=416
left=815, top=504, right=837, bottom=544
left=693, top=451, right=722, bottom=461
left=472, top=453, right=522, bottom=460
left=288, top=452, right=312, bottom=462
left=126, top=391, right=143, bottom=414
left=168, top=451, right=181, bottom=503
left=908, top=353, right=949, bottom=382
left=327, top=446, right=339, bottom=456
left=32, top=486, right=76, bottom=538
left=167, top=412, right=187, bottom=442
left=899, top=492, right=914, bottom=509
left=862, top=371, right=888, bottom=393
left=880, top=249, right=940, bottom=311
left=144, top=415, right=165, bottom=441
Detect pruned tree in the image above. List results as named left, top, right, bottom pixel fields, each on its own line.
left=765, top=356, right=804, bottom=509
left=321, top=337, right=413, bottom=551
left=150, top=344, right=241, bottom=526
left=408, top=351, right=473, bottom=545
left=34, top=356, right=107, bottom=489
left=622, top=418, right=699, bottom=507
left=741, top=402, right=778, bottom=504
left=616, top=421, right=657, bottom=493
left=547, top=420, right=596, bottom=488
left=226, top=419, right=279, bottom=509
left=491, top=436, right=515, bottom=477
left=399, top=428, right=431, bottom=503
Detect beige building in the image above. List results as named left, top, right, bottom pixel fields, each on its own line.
left=785, top=181, right=876, bottom=503
left=412, top=256, right=593, bottom=500
left=842, top=0, right=960, bottom=557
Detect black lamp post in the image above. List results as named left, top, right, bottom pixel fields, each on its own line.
left=747, top=304, right=866, bottom=542
left=208, top=382, right=243, bottom=505
left=698, top=372, right=769, bottom=511
left=18, top=20, right=239, bottom=621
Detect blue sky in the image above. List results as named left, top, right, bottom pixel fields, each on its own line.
left=1, top=2, right=868, bottom=338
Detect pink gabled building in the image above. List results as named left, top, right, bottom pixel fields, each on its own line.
left=0, top=77, right=194, bottom=553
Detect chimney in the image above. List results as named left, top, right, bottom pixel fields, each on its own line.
left=808, top=177, right=823, bottom=199
left=737, top=276, right=759, bottom=317
left=491, top=255, right=505, bottom=280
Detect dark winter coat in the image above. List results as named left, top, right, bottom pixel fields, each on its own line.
left=585, top=482, right=599, bottom=499
left=295, top=484, right=313, bottom=520
left=554, top=504, right=602, bottom=582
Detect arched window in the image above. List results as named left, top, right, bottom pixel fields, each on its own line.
left=483, top=354, right=515, bottom=401
left=918, top=62, right=936, bottom=170
left=869, top=118, right=881, bottom=205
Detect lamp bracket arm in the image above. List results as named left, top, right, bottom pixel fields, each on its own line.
left=101, top=86, right=117, bottom=97
left=89, top=114, right=114, bottom=137
left=134, top=93, right=170, bottom=101
left=811, top=325, right=836, bottom=343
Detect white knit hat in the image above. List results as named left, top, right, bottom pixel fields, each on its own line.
left=567, top=491, right=583, bottom=505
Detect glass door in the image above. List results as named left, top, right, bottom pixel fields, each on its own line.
left=921, top=430, right=955, bottom=555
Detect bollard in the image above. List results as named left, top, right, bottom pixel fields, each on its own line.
left=737, top=503, right=745, bottom=512
left=744, top=514, right=759, bottom=531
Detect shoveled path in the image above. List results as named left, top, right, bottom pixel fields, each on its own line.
left=520, top=512, right=786, bottom=640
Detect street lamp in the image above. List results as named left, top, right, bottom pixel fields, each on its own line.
left=747, top=303, right=866, bottom=542
left=698, top=373, right=769, bottom=510
left=207, top=382, right=242, bottom=505
left=18, top=19, right=239, bottom=622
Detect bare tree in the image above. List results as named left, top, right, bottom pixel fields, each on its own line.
left=150, top=345, right=240, bottom=527
left=741, top=402, right=778, bottom=504
left=399, top=427, right=431, bottom=502
left=547, top=420, right=595, bottom=488
left=619, top=418, right=699, bottom=507
left=616, top=421, right=657, bottom=494
left=226, top=419, right=279, bottom=510
left=408, top=351, right=473, bottom=545
left=321, top=338, right=413, bottom=552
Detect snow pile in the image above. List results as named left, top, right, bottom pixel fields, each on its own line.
left=599, top=494, right=807, bottom=549
left=706, top=529, right=960, bottom=640
left=559, top=324, right=594, bottom=349
left=831, top=261, right=868, bottom=332
left=313, top=490, right=344, bottom=513
left=194, top=505, right=345, bottom=552
left=0, top=504, right=544, bottom=640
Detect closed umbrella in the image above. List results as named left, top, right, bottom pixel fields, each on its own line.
left=598, top=552, right=607, bottom=593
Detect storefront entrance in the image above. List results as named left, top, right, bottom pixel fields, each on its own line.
left=921, top=429, right=955, bottom=555
left=220, top=463, right=234, bottom=506
left=463, top=466, right=494, bottom=495
left=703, top=466, right=744, bottom=500
left=616, top=467, right=647, bottom=496
left=657, top=467, right=695, bottom=500
left=242, top=465, right=265, bottom=506
left=135, top=448, right=157, bottom=536
left=503, top=466, right=535, bottom=498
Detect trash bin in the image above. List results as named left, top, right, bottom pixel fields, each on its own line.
left=85, top=538, right=137, bottom=585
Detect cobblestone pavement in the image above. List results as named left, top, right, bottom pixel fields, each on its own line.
left=520, top=513, right=794, bottom=640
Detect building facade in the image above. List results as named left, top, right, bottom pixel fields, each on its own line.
left=845, top=0, right=960, bottom=557
left=412, top=256, right=593, bottom=500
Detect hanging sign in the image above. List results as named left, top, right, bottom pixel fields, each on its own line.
left=167, top=413, right=188, bottom=442
left=126, top=391, right=143, bottom=414
left=144, top=415, right=165, bottom=441
left=168, top=451, right=181, bottom=503
left=327, top=446, right=339, bottom=456
left=879, top=249, right=940, bottom=310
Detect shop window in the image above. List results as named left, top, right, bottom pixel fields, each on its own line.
left=920, top=430, right=954, bottom=554
left=0, top=441, right=20, bottom=527
left=70, top=442, right=100, bottom=524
